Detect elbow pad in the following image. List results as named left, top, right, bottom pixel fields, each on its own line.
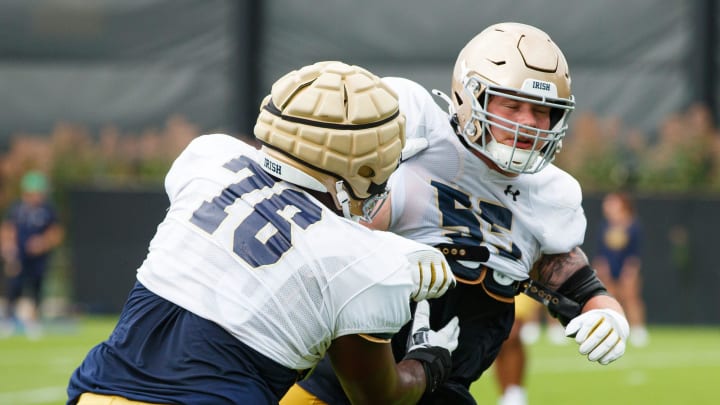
left=552, top=265, right=608, bottom=326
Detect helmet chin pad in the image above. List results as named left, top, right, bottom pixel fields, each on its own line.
left=485, top=135, right=540, bottom=173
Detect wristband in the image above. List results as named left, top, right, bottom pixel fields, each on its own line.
left=403, top=346, right=452, bottom=394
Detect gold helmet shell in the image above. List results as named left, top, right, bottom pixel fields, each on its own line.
left=254, top=61, right=406, bottom=220
left=451, top=22, right=575, bottom=174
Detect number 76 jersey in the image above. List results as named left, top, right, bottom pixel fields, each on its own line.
left=137, top=134, right=424, bottom=371
left=383, top=77, right=587, bottom=282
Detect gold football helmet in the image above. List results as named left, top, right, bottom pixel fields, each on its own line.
left=254, top=61, right=406, bottom=221
left=447, top=22, right=575, bottom=174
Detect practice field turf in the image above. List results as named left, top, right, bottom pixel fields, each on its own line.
left=1, top=318, right=718, bottom=404
left=470, top=325, right=720, bottom=404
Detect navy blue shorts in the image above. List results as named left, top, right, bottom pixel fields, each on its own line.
left=67, top=282, right=301, bottom=405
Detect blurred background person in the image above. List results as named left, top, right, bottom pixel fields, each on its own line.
left=592, top=191, right=647, bottom=347
left=0, top=170, right=64, bottom=339
left=493, top=293, right=541, bottom=405
left=493, top=279, right=576, bottom=405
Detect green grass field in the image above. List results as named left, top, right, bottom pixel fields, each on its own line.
left=470, top=325, right=720, bottom=404
left=1, top=318, right=719, bottom=404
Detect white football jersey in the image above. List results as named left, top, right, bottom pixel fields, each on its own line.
left=381, top=77, right=586, bottom=281
left=137, top=134, right=429, bottom=370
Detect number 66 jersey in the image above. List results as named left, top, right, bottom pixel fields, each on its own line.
left=137, top=134, right=423, bottom=371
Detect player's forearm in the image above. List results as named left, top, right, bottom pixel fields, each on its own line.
left=582, top=294, right=624, bottom=315
left=533, top=246, right=590, bottom=290
left=329, top=334, right=429, bottom=405
left=388, top=360, right=427, bottom=404
left=0, top=223, right=16, bottom=252
left=47, top=224, right=64, bottom=245
left=341, top=360, right=425, bottom=405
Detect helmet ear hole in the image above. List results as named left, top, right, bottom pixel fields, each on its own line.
left=476, top=91, right=487, bottom=107
left=454, top=91, right=464, bottom=106
left=358, top=166, right=375, bottom=178
left=549, top=107, right=564, bottom=129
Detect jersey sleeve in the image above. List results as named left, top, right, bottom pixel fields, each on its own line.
left=331, top=231, right=436, bottom=339
left=164, top=134, right=250, bottom=202
left=383, top=77, right=449, bottom=144
left=533, top=168, right=587, bottom=253
left=334, top=278, right=412, bottom=339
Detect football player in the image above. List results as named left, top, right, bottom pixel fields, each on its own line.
left=593, top=191, right=647, bottom=348
left=66, top=61, right=459, bottom=405
left=283, top=22, right=630, bottom=405
left=493, top=289, right=543, bottom=404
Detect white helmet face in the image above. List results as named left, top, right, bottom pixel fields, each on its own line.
left=451, top=22, right=575, bottom=174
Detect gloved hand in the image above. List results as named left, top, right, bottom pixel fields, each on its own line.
left=403, top=300, right=460, bottom=393
left=565, top=308, right=629, bottom=365
left=406, top=248, right=456, bottom=301
left=406, top=300, right=460, bottom=354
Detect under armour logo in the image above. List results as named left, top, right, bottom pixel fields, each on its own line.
left=504, top=185, right=520, bottom=201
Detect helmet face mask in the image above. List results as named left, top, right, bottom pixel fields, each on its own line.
left=460, top=79, right=571, bottom=173
left=254, top=61, right=405, bottom=221
left=451, top=22, right=575, bottom=174
left=334, top=179, right=390, bottom=222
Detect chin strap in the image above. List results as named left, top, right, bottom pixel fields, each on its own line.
left=335, top=180, right=354, bottom=220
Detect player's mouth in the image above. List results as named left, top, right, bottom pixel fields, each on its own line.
left=506, top=138, right=534, bottom=149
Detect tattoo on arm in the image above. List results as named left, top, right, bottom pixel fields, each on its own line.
left=533, top=247, right=590, bottom=290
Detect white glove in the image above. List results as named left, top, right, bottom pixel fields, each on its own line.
left=407, top=300, right=460, bottom=354
left=406, top=248, right=456, bottom=301
left=565, top=309, right=629, bottom=365
left=404, top=300, right=459, bottom=393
